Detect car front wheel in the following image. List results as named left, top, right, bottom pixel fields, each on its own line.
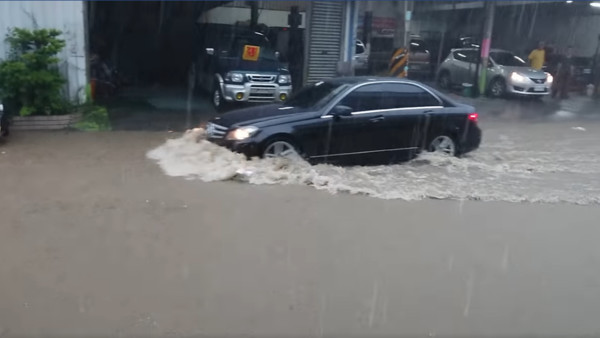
left=489, top=78, right=506, bottom=98
left=262, top=139, right=301, bottom=159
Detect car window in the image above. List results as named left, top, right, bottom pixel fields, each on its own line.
left=286, top=82, right=348, bottom=109
left=339, top=83, right=440, bottom=112
left=338, top=84, right=384, bottom=112
left=465, top=50, right=480, bottom=63
left=356, top=42, right=365, bottom=55
left=454, top=50, right=478, bottom=63
left=410, top=39, right=428, bottom=53
left=384, top=83, right=441, bottom=108
left=453, top=51, right=469, bottom=62
left=490, top=52, right=527, bottom=66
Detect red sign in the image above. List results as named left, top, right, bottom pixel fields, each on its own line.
left=243, top=45, right=260, bottom=61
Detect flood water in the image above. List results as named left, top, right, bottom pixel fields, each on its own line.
left=147, top=120, right=600, bottom=205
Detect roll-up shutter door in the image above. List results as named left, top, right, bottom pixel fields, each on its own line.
left=306, top=1, right=344, bottom=84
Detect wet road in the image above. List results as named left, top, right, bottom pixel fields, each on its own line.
left=1, top=95, right=600, bottom=337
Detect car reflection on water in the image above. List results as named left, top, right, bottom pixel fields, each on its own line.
left=205, top=77, right=482, bottom=166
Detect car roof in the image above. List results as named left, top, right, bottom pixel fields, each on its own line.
left=324, top=76, right=427, bottom=86
left=452, top=47, right=510, bottom=53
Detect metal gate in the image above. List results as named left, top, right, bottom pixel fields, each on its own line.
left=305, top=1, right=344, bottom=85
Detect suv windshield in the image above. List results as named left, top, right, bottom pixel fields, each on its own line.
left=490, top=51, right=527, bottom=66
left=285, top=82, right=348, bottom=109
left=219, top=32, right=277, bottom=61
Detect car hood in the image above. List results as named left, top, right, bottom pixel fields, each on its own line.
left=210, top=104, right=314, bottom=128
left=500, top=66, right=547, bottom=79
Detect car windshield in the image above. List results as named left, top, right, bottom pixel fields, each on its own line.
left=490, top=51, right=527, bottom=66
left=285, top=82, right=348, bottom=109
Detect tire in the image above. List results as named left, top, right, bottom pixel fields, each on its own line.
left=428, top=135, right=457, bottom=156
left=211, top=82, right=229, bottom=113
left=488, top=77, right=507, bottom=98
left=438, top=71, right=451, bottom=90
left=262, top=137, right=302, bottom=159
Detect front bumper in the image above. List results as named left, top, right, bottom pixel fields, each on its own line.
left=208, top=136, right=261, bottom=159
left=507, top=78, right=551, bottom=96
left=221, top=82, right=292, bottom=104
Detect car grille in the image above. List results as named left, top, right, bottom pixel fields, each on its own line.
left=530, top=78, right=546, bottom=84
left=249, top=84, right=277, bottom=102
left=205, top=122, right=228, bottom=139
left=247, top=74, right=276, bottom=83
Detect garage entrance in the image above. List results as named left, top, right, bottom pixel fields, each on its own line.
left=87, top=1, right=308, bottom=130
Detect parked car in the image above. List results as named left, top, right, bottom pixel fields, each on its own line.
left=427, top=35, right=480, bottom=69
left=193, top=24, right=292, bottom=111
left=408, top=38, right=432, bottom=78
left=354, top=40, right=369, bottom=73
left=204, top=77, right=481, bottom=166
left=437, top=48, right=553, bottom=98
left=570, top=56, right=594, bottom=93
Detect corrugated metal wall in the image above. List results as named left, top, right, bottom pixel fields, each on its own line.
left=0, top=1, right=87, bottom=102
left=305, top=1, right=344, bottom=84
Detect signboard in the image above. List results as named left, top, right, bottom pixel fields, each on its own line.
left=357, top=16, right=397, bottom=38
left=242, top=45, right=260, bottom=61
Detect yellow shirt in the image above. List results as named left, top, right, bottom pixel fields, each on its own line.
left=528, top=49, right=545, bottom=70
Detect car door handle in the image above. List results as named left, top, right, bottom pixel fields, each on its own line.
left=369, top=115, right=385, bottom=123
left=423, top=110, right=434, bottom=114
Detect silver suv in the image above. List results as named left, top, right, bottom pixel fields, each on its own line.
left=437, top=48, right=553, bottom=98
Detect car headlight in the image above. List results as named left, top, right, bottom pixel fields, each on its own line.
left=226, top=126, right=259, bottom=141
left=278, top=74, right=291, bottom=84
left=226, top=72, right=244, bottom=83
left=546, top=72, right=554, bottom=84
left=510, top=72, right=527, bottom=83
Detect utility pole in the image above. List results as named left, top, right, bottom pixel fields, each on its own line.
left=288, top=6, right=303, bottom=90
left=403, top=1, right=411, bottom=48
left=478, top=1, right=495, bottom=95
left=247, top=1, right=258, bottom=29
left=363, top=2, right=373, bottom=74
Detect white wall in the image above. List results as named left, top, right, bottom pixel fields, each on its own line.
left=0, top=1, right=87, bottom=102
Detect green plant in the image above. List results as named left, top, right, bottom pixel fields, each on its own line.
left=74, top=104, right=111, bottom=131
left=0, top=28, right=67, bottom=116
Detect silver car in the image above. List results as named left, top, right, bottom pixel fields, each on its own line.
left=437, top=48, right=553, bottom=98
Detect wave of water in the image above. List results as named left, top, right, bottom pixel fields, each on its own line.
left=147, top=126, right=600, bottom=205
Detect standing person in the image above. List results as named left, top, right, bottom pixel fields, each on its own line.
left=528, top=41, right=546, bottom=71
left=552, top=46, right=575, bottom=100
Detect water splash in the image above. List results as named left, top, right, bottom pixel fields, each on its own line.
left=147, top=127, right=600, bottom=205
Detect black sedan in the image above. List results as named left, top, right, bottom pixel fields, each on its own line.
left=205, top=77, right=481, bottom=165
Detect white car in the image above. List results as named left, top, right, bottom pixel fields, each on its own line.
left=437, top=48, right=553, bottom=98
left=354, top=40, right=369, bottom=72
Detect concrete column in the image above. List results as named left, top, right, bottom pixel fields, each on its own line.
left=338, top=1, right=358, bottom=76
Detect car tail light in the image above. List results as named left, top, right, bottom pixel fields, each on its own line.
left=468, top=113, right=478, bottom=122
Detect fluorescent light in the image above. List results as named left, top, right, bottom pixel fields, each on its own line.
left=591, top=2, right=600, bottom=7
left=566, top=0, right=573, bottom=3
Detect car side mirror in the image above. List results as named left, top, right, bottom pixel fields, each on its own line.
left=330, top=105, right=353, bottom=117
left=206, top=48, right=215, bottom=56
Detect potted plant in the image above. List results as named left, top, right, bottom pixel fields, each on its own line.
left=0, top=28, right=81, bottom=130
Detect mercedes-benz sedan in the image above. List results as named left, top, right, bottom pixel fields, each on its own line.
left=205, top=77, right=481, bottom=165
